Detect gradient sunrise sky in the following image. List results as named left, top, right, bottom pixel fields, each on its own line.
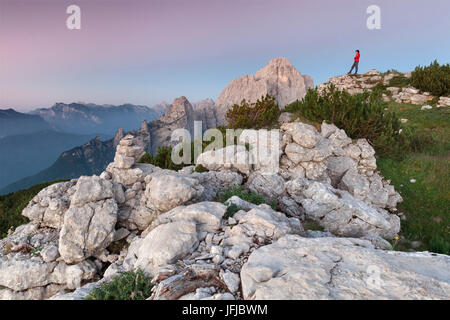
left=1, top=0, right=449, bottom=111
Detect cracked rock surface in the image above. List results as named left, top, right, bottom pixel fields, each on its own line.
left=241, top=235, right=450, bottom=300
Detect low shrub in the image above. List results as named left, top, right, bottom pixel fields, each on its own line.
left=411, top=60, right=450, bottom=96
left=86, top=270, right=152, bottom=300
left=287, top=85, right=402, bottom=156
left=138, top=146, right=184, bottom=171
left=226, top=94, right=281, bottom=129
left=388, top=75, right=411, bottom=88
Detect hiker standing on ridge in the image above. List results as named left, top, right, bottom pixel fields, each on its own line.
left=348, top=50, right=360, bottom=75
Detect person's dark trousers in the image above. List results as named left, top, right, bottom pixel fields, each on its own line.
left=348, top=61, right=359, bottom=74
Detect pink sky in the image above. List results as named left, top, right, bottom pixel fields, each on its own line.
left=1, top=0, right=449, bottom=111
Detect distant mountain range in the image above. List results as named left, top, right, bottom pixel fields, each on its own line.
left=0, top=109, right=51, bottom=138
left=0, top=102, right=167, bottom=193
left=31, top=102, right=166, bottom=135
left=0, top=97, right=206, bottom=194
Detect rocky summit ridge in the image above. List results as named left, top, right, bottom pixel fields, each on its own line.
left=1, top=118, right=449, bottom=300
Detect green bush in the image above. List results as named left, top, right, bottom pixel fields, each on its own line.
left=226, top=94, right=281, bottom=129
left=0, top=180, right=68, bottom=239
left=411, top=60, right=450, bottom=96
left=138, top=146, right=184, bottom=171
left=216, top=184, right=276, bottom=213
left=86, top=270, right=152, bottom=300
left=286, top=85, right=402, bottom=156
left=387, top=75, right=411, bottom=88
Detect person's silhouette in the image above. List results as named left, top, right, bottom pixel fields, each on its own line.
left=348, top=50, right=360, bottom=75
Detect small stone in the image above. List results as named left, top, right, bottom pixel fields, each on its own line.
left=212, top=255, right=224, bottom=264
left=220, top=270, right=241, bottom=293
left=205, top=233, right=213, bottom=245
left=210, top=245, right=223, bottom=256
left=40, top=244, right=60, bottom=263
left=100, top=171, right=111, bottom=180
left=113, top=228, right=130, bottom=242
left=227, top=247, right=243, bottom=260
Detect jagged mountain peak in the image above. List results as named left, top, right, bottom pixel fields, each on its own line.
left=214, top=57, right=314, bottom=125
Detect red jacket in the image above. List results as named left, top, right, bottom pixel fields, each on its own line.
left=354, top=52, right=360, bottom=62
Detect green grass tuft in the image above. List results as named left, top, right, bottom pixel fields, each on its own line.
left=86, top=270, right=152, bottom=300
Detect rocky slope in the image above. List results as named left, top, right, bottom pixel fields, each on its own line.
left=215, top=58, right=314, bottom=125
left=318, top=69, right=450, bottom=108
left=1, top=120, right=448, bottom=300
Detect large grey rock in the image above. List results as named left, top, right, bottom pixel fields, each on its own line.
left=134, top=221, right=199, bottom=276
left=0, top=253, right=97, bottom=296
left=22, top=181, right=76, bottom=229
left=285, top=178, right=400, bottom=239
left=338, top=168, right=370, bottom=201
left=144, top=174, right=204, bottom=213
left=149, top=202, right=227, bottom=234
left=193, top=170, right=244, bottom=202
left=281, top=122, right=320, bottom=148
left=326, top=156, right=357, bottom=186
left=246, top=172, right=285, bottom=201
left=59, top=199, right=118, bottom=264
left=70, top=176, right=114, bottom=207
left=231, top=205, right=303, bottom=242
left=241, top=235, right=450, bottom=300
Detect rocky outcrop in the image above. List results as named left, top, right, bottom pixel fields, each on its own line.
left=148, top=96, right=196, bottom=155
left=241, top=235, right=450, bottom=299
left=317, top=69, right=443, bottom=107
left=193, top=98, right=218, bottom=130
left=215, top=58, right=314, bottom=125
left=285, top=178, right=400, bottom=238
left=1, top=117, right=448, bottom=301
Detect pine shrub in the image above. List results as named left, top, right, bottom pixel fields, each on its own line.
left=226, top=94, right=281, bottom=129
left=138, top=146, right=184, bottom=171
left=287, top=85, right=403, bottom=156
left=411, top=60, right=450, bottom=96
